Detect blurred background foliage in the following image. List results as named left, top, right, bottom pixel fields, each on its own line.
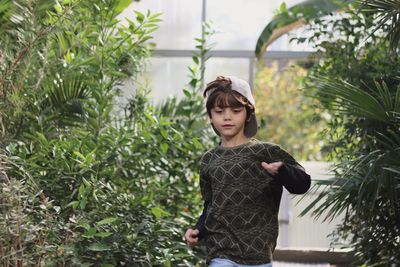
left=266, top=0, right=400, bottom=265
left=254, top=61, right=328, bottom=161
left=256, top=0, right=399, bottom=264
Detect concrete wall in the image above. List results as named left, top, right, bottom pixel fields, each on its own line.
left=277, top=161, right=344, bottom=250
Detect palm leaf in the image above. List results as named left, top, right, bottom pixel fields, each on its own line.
left=0, top=0, right=13, bottom=28
left=43, top=74, right=89, bottom=117
left=360, top=0, right=400, bottom=48
left=0, top=0, right=56, bottom=27
left=255, top=0, right=353, bottom=58
left=306, top=147, right=399, bottom=221
left=156, top=90, right=206, bottom=132
left=376, top=130, right=400, bottom=150
left=310, top=76, right=399, bottom=124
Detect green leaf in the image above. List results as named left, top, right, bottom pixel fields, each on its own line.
left=65, top=49, right=72, bottom=63
left=311, top=76, right=394, bottom=123
left=160, top=129, right=169, bottom=139
left=96, top=217, right=118, bottom=226
left=83, top=227, right=97, bottom=238
left=78, top=183, right=85, bottom=197
left=192, top=56, right=199, bottom=64
left=279, top=2, right=287, bottom=13
left=79, top=198, right=87, bottom=210
left=151, top=206, right=170, bottom=219
left=114, top=0, right=132, bottom=15
left=74, top=151, right=86, bottom=161
left=66, top=201, right=79, bottom=209
left=138, top=35, right=153, bottom=43
left=134, top=10, right=145, bottom=24
left=160, top=143, right=169, bottom=153
left=144, top=112, right=157, bottom=123
left=36, top=132, right=48, bottom=145
left=88, top=243, right=111, bottom=251
left=192, top=138, right=203, bottom=150
left=361, top=0, right=400, bottom=49
left=95, top=232, right=113, bottom=238
left=82, top=177, right=91, bottom=187
left=183, top=89, right=192, bottom=98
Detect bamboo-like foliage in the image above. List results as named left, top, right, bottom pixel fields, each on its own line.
left=0, top=0, right=214, bottom=265
left=0, top=0, right=160, bottom=142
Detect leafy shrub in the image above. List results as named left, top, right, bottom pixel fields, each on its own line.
left=3, top=87, right=209, bottom=266
left=0, top=155, right=78, bottom=266
left=1, top=1, right=212, bottom=266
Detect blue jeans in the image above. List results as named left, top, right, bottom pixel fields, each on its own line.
left=208, top=258, right=272, bottom=267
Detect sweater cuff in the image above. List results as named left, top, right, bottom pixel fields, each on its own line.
left=272, top=163, right=311, bottom=194
left=194, top=205, right=209, bottom=239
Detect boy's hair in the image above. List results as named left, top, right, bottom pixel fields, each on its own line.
left=204, top=76, right=255, bottom=119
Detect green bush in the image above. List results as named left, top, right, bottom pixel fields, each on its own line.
left=3, top=110, right=207, bottom=266
left=1, top=1, right=212, bottom=266
left=0, top=155, right=77, bottom=266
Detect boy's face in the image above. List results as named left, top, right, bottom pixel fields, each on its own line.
left=210, top=105, right=247, bottom=139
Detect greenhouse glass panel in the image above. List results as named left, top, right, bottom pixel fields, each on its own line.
left=207, top=0, right=313, bottom=51
left=141, top=57, right=193, bottom=102
left=118, top=0, right=202, bottom=49
left=205, top=58, right=250, bottom=85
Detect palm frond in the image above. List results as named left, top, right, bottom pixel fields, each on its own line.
left=43, top=74, right=89, bottom=117
left=310, top=76, right=399, bottom=124
left=376, top=129, right=400, bottom=150
left=0, top=0, right=14, bottom=34
left=156, top=90, right=206, bottom=131
left=360, top=0, right=400, bottom=48
left=307, top=145, right=400, bottom=221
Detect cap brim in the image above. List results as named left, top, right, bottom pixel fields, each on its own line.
left=244, top=113, right=258, bottom=138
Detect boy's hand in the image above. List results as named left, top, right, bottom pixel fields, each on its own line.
left=261, top=161, right=283, bottom=176
left=185, top=228, right=199, bottom=247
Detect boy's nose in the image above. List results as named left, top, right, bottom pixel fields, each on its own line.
left=223, top=110, right=232, bottom=120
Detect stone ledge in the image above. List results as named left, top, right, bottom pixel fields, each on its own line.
left=273, top=248, right=355, bottom=265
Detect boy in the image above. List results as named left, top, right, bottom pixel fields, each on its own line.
left=185, top=76, right=311, bottom=267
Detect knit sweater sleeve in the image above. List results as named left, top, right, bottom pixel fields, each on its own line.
left=194, top=152, right=212, bottom=239
left=269, top=145, right=311, bottom=194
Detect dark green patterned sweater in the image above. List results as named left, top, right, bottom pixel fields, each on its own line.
left=194, top=139, right=311, bottom=265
